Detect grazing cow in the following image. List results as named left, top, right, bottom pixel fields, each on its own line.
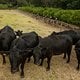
left=33, top=35, right=72, bottom=71
left=75, top=40, right=80, bottom=70
left=9, top=31, right=39, bottom=78
left=14, top=31, right=42, bottom=63
left=51, top=30, right=80, bottom=45
left=0, top=25, right=16, bottom=64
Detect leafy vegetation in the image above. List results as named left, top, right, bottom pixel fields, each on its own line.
left=0, top=0, right=80, bottom=9
left=19, top=6, right=80, bottom=26
left=0, top=4, right=8, bottom=9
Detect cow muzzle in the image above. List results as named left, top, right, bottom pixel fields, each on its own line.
left=11, top=68, right=19, bottom=74
left=34, top=61, right=40, bottom=66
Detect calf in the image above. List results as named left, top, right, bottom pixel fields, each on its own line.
left=75, top=40, right=80, bottom=70
left=33, top=35, right=72, bottom=71
left=9, top=31, right=39, bottom=78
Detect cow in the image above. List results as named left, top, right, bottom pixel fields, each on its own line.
left=75, top=40, right=80, bottom=70
left=0, top=25, right=16, bottom=64
left=51, top=30, right=80, bottom=45
left=33, top=35, right=72, bottom=71
left=9, top=31, right=39, bottom=78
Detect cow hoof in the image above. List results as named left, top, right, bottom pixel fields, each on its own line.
left=76, top=67, right=79, bottom=71
left=21, top=75, right=24, bottom=78
left=39, top=64, right=42, bottom=66
left=63, top=56, right=66, bottom=59
left=27, top=60, right=30, bottom=63
left=3, top=62, right=6, bottom=64
left=66, top=60, right=69, bottom=63
left=46, top=68, right=50, bottom=71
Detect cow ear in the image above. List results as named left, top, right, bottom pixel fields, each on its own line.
left=21, top=31, right=23, bottom=33
left=15, top=31, right=17, bottom=34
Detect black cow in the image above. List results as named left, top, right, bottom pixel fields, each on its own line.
left=0, top=25, right=16, bottom=64
left=9, top=31, right=39, bottom=78
left=75, top=40, right=80, bottom=70
left=51, top=30, right=80, bottom=45
left=33, top=35, right=72, bottom=71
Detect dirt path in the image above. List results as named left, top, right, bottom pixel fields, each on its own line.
left=0, top=10, right=80, bottom=80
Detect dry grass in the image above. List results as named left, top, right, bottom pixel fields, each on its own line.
left=0, top=10, right=60, bottom=37
left=0, top=10, right=80, bottom=80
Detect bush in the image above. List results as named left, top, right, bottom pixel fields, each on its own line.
left=54, top=10, right=80, bottom=25
left=43, top=8, right=61, bottom=18
left=0, top=4, right=8, bottom=9
left=19, top=6, right=80, bottom=26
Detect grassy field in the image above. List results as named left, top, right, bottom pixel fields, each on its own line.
left=0, top=10, right=80, bottom=80
left=0, top=10, right=60, bottom=37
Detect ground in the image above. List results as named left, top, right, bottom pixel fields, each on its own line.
left=0, top=10, right=80, bottom=80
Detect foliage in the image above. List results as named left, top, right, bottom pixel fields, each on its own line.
left=0, top=4, right=8, bottom=9
left=0, top=0, right=80, bottom=9
left=19, top=6, right=80, bottom=26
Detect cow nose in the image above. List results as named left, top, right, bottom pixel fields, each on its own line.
left=34, top=61, right=40, bottom=65
left=11, top=69, right=18, bottom=74
left=37, top=62, right=40, bottom=66
left=11, top=70, right=16, bottom=74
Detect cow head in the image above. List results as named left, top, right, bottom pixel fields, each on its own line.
left=15, top=30, right=23, bottom=37
left=9, top=47, right=22, bottom=73
left=33, top=46, right=41, bottom=65
left=50, top=31, right=57, bottom=36
left=33, top=45, right=47, bottom=65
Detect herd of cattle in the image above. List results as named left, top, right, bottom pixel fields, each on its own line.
left=0, top=25, right=80, bottom=78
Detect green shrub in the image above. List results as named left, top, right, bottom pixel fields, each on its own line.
left=54, top=10, right=80, bottom=26
left=0, top=4, right=8, bottom=9
left=43, top=8, right=60, bottom=18
left=19, top=6, right=80, bottom=26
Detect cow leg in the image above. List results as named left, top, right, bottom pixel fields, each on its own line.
left=46, top=57, right=51, bottom=71
left=66, top=46, right=72, bottom=63
left=27, top=57, right=30, bottom=63
left=2, top=55, right=6, bottom=64
left=20, top=58, right=26, bottom=78
left=77, top=61, right=80, bottom=70
left=77, top=62, right=79, bottom=70
left=39, top=59, right=44, bottom=66
left=66, top=51, right=71, bottom=63
left=20, top=63, right=25, bottom=78
left=63, top=53, right=66, bottom=59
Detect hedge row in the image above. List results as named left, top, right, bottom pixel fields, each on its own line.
left=0, top=4, right=9, bottom=9
left=19, top=6, right=80, bottom=26
left=0, top=4, right=13, bottom=9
